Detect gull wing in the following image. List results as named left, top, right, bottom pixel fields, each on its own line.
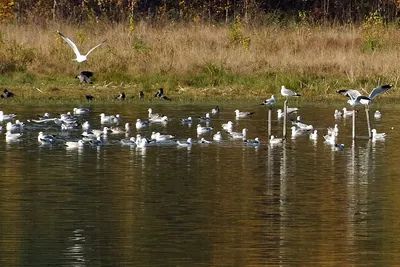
left=355, top=95, right=371, bottom=104
left=368, top=84, right=392, bottom=100
left=85, top=39, right=107, bottom=57
left=336, top=89, right=362, bottom=100
left=57, top=31, right=82, bottom=58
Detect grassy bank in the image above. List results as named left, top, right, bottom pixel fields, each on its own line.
left=0, top=21, right=399, bottom=103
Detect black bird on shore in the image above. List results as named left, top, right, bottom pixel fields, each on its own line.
left=76, top=71, right=94, bottom=84
left=154, top=88, right=172, bottom=101
left=139, top=91, right=144, bottom=99
left=115, top=92, right=126, bottom=100
left=86, top=94, right=94, bottom=101
left=1, top=89, right=15, bottom=98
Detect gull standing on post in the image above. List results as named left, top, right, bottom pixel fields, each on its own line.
left=281, top=85, right=301, bottom=98
left=57, top=31, right=107, bottom=63
left=280, top=85, right=301, bottom=140
left=261, top=95, right=276, bottom=107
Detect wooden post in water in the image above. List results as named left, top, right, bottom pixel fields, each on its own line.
left=365, top=105, right=372, bottom=139
left=268, top=108, right=272, bottom=138
left=283, top=99, right=288, bottom=140
left=352, top=109, right=356, bottom=139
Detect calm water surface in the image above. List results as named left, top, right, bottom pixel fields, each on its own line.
left=0, top=102, right=399, bottom=266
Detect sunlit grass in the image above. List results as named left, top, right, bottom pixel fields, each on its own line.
left=0, top=21, right=399, bottom=103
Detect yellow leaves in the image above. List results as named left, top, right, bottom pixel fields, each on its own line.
left=0, top=0, right=14, bottom=21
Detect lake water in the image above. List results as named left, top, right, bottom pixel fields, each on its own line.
left=0, top=102, right=399, bottom=266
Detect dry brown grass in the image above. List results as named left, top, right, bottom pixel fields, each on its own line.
left=1, top=21, right=400, bottom=100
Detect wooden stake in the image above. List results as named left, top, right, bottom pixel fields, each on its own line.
left=268, top=108, right=272, bottom=138
left=365, top=105, right=372, bottom=139
left=283, top=99, right=288, bottom=140
left=352, top=109, right=356, bottom=140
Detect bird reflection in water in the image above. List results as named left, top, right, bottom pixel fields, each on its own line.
left=64, top=229, right=86, bottom=266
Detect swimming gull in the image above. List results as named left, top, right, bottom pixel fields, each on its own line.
left=213, top=131, right=222, bottom=141
left=371, top=129, right=386, bottom=140
left=0, top=111, right=16, bottom=122
left=177, top=138, right=193, bottom=147
left=234, top=109, right=254, bottom=118
left=309, top=129, right=318, bottom=141
left=269, top=135, right=283, bottom=145
left=73, top=108, right=90, bottom=115
left=230, top=128, right=247, bottom=139
left=198, top=137, right=212, bottom=144
left=211, top=106, right=220, bottom=114
left=197, top=124, right=213, bottom=135
left=136, top=119, right=149, bottom=129
left=222, top=121, right=233, bottom=132
left=245, top=137, right=261, bottom=146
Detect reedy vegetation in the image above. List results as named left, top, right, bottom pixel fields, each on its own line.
left=0, top=16, right=399, bottom=102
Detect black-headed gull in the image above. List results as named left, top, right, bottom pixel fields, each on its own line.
left=374, top=110, right=382, bottom=119
left=334, top=109, right=342, bottom=118
left=57, top=31, right=107, bottom=63
left=38, top=132, right=56, bottom=144
left=281, top=85, right=301, bottom=97
left=65, top=140, right=85, bottom=149
left=342, top=107, right=353, bottom=117
left=230, top=128, right=247, bottom=139
left=309, top=130, right=318, bottom=141
left=245, top=137, right=260, bottom=146
left=333, top=144, right=345, bottom=151
left=148, top=108, right=163, bottom=119
left=222, top=121, right=233, bottom=132
left=336, top=84, right=392, bottom=107
left=73, top=108, right=90, bottom=115
left=234, top=109, right=254, bottom=118
left=5, top=131, right=22, bottom=142
left=198, top=138, right=212, bottom=144
left=213, top=131, right=222, bottom=141
left=269, top=135, right=283, bottom=145
left=181, top=117, right=192, bottom=124
left=177, top=138, right=192, bottom=147
left=0, top=111, right=16, bottom=122
left=277, top=108, right=298, bottom=118
left=100, top=113, right=121, bottom=124
left=371, top=129, right=386, bottom=140
left=120, top=137, right=137, bottom=146
left=261, top=95, right=276, bottom=107
left=136, top=119, right=149, bottom=129
left=198, top=113, right=211, bottom=122
left=197, top=124, right=213, bottom=135
left=211, top=106, right=220, bottom=114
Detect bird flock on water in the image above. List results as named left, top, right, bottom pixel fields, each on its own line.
left=0, top=82, right=391, bottom=150
left=0, top=31, right=393, bottom=150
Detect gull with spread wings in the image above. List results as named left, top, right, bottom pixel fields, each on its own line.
left=57, top=31, right=107, bottom=63
left=336, top=84, right=392, bottom=107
